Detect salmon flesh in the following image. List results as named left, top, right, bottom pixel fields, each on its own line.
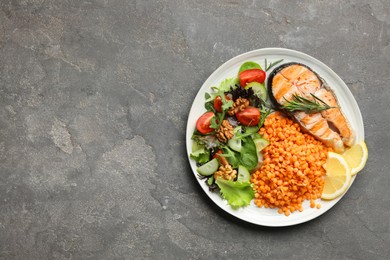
left=267, top=63, right=355, bottom=153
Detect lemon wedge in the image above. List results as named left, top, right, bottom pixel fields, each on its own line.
left=321, top=152, right=352, bottom=200
left=343, top=140, right=368, bottom=176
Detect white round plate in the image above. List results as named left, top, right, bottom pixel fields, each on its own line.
left=186, top=48, right=364, bottom=227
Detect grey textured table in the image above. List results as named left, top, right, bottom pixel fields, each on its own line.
left=0, top=0, right=389, bottom=259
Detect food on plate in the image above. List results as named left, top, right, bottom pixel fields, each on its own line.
left=321, top=152, right=352, bottom=200
left=251, top=112, right=329, bottom=215
left=216, top=178, right=255, bottom=208
left=238, top=61, right=266, bottom=87
left=238, top=61, right=263, bottom=74
left=315, top=89, right=355, bottom=147
left=342, top=140, right=368, bottom=175
left=235, top=107, right=261, bottom=126
left=267, top=63, right=355, bottom=153
left=244, top=82, right=267, bottom=101
left=189, top=58, right=367, bottom=215
left=196, top=111, right=215, bottom=134
left=239, top=69, right=266, bottom=87
left=190, top=61, right=270, bottom=208
left=197, top=158, right=219, bottom=176
left=214, top=95, right=231, bottom=112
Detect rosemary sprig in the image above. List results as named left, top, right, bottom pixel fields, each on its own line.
left=265, top=59, right=284, bottom=71
left=282, top=93, right=336, bottom=114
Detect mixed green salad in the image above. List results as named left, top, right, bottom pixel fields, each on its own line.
left=190, top=59, right=282, bottom=208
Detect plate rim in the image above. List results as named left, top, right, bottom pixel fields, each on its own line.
left=186, top=47, right=364, bottom=227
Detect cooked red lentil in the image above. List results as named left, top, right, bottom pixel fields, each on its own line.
left=251, top=111, right=331, bottom=216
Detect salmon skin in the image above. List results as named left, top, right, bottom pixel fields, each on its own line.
left=267, top=62, right=355, bottom=153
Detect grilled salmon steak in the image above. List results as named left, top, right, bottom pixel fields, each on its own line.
left=268, top=63, right=355, bottom=153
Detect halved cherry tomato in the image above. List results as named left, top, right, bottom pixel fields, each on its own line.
left=213, top=150, right=228, bottom=166
left=213, top=95, right=231, bottom=113
left=239, top=69, right=266, bottom=87
left=236, top=107, right=260, bottom=126
left=196, top=111, right=215, bottom=134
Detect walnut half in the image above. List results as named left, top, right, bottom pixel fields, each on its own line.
left=216, top=120, right=234, bottom=143
left=214, top=164, right=237, bottom=181
left=228, top=97, right=250, bottom=116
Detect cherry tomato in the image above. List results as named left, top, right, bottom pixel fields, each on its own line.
left=213, top=95, right=231, bottom=113
left=236, top=107, right=261, bottom=126
left=213, top=150, right=228, bottom=166
left=239, top=69, right=266, bottom=87
left=196, top=111, right=215, bottom=134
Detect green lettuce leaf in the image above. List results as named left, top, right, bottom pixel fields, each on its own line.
left=216, top=179, right=254, bottom=209
left=218, top=78, right=239, bottom=92
left=190, top=142, right=210, bottom=164
left=207, top=78, right=239, bottom=103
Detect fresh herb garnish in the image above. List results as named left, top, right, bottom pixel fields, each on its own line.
left=265, top=59, right=284, bottom=72
left=282, top=93, right=336, bottom=113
